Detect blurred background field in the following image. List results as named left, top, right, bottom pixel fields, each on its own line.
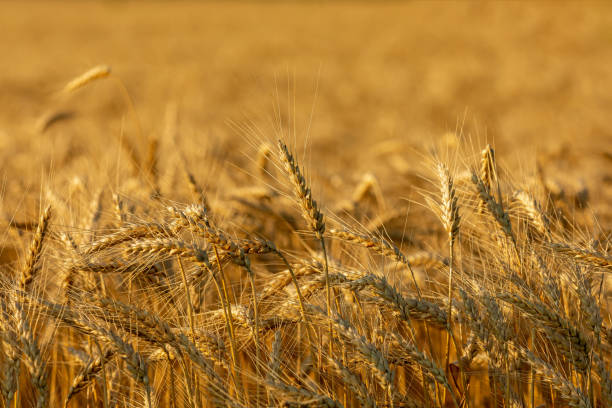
left=0, top=1, right=610, bottom=228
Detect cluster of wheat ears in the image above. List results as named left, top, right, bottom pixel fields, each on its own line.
left=1, top=66, right=610, bottom=408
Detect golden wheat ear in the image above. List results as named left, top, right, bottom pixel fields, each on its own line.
left=277, top=139, right=325, bottom=239
left=64, top=65, right=111, bottom=93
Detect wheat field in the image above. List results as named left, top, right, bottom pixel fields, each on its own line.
left=1, top=1, right=611, bottom=407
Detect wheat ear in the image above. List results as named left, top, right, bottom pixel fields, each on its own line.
left=277, top=140, right=333, bottom=324
left=516, top=346, right=590, bottom=408
left=434, top=162, right=461, bottom=382
left=14, top=302, right=49, bottom=408
left=329, top=313, right=395, bottom=406
left=0, top=303, right=20, bottom=407
left=513, top=190, right=552, bottom=239
left=594, top=352, right=612, bottom=406
left=265, top=379, right=344, bottom=408
left=85, top=222, right=171, bottom=254
left=64, top=65, right=111, bottom=92
left=64, top=348, right=114, bottom=407
left=328, top=229, right=423, bottom=297
left=20, top=205, right=52, bottom=294
left=471, top=171, right=519, bottom=265
left=498, top=292, right=590, bottom=373
left=327, top=357, right=377, bottom=408
left=550, top=243, right=611, bottom=270
left=348, top=274, right=448, bottom=327
left=31, top=299, right=153, bottom=407
left=478, top=144, right=496, bottom=213
left=15, top=205, right=51, bottom=407
left=387, top=332, right=454, bottom=397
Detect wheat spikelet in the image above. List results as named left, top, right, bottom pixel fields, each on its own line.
left=12, top=206, right=52, bottom=406
left=458, top=289, right=491, bottom=351
left=480, top=291, right=513, bottom=346
left=259, top=262, right=318, bottom=301
left=103, top=330, right=152, bottom=407
left=236, top=237, right=278, bottom=255
left=0, top=348, right=20, bottom=407
left=451, top=334, right=480, bottom=375
left=64, top=65, right=111, bottom=92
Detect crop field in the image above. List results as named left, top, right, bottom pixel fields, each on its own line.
left=0, top=1, right=611, bottom=407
